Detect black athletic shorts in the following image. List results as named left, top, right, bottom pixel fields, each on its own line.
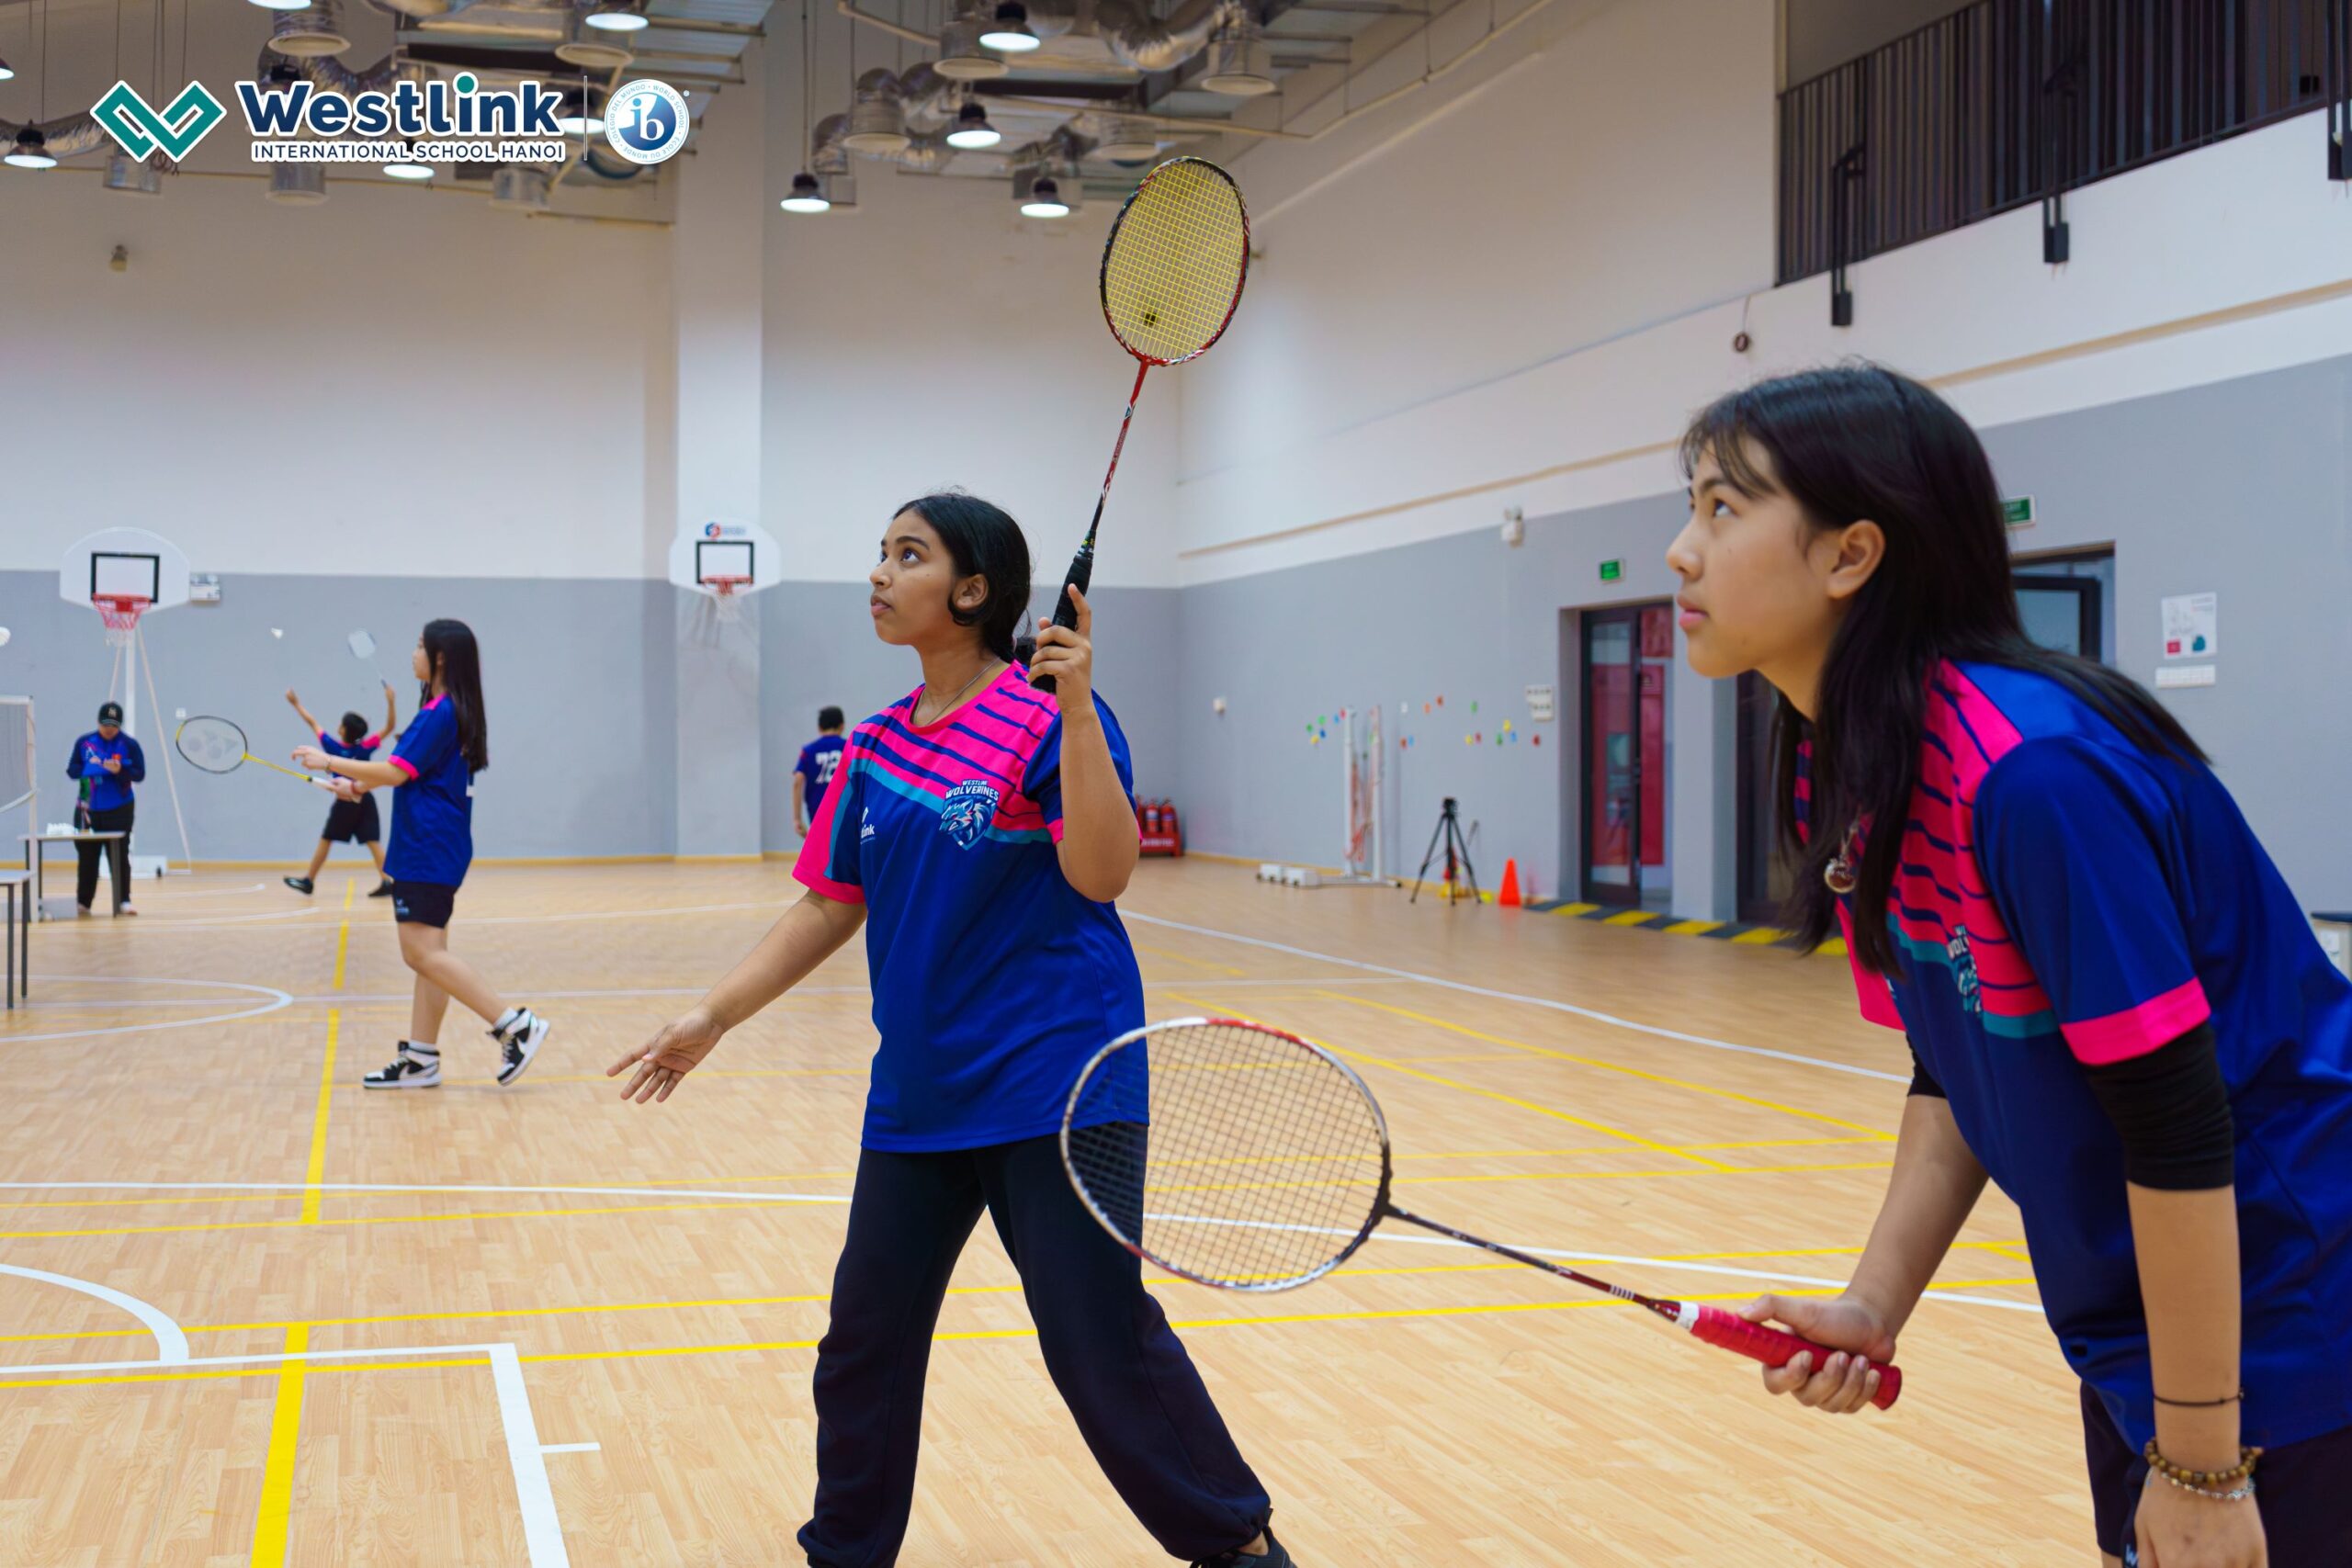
left=322, top=794, right=380, bottom=844
left=391, top=881, right=457, bottom=929
left=2082, top=1382, right=2352, bottom=1562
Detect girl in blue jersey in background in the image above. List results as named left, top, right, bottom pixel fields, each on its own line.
left=1667, top=366, right=2351, bottom=1568
left=283, top=682, right=397, bottom=898
left=610, top=494, right=1290, bottom=1568
left=296, top=618, right=549, bottom=1091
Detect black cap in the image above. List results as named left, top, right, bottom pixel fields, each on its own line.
left=96, top=702, right=124, bottom=725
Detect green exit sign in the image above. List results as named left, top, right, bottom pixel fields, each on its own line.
left=2002, top=496, right=2036, bottom=528
left=1599, top=558, right=1623, bottom=582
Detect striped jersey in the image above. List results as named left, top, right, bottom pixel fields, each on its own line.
left=1812, top=660, right=2352, bottom=1450
left=795, top=665, right=1147, bottom=1152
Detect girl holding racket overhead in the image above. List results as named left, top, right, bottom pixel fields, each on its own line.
left=294, top=619, right=550, bottom=1091
left=1668, top=366, right=2352, bottom=1567
left=610, top=494, right=1292, bottom=1568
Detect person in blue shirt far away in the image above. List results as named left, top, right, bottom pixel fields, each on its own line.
left=65, top=699, right=144, bottom=917
left=793, top=705, right=847, bottom=837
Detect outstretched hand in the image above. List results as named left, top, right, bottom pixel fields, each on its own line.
left=608, top=1007, right=726, bottom=1104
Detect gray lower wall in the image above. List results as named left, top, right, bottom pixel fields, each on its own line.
left=10, top=355, right=2338, bottom=910
left=1173, top=352, right=2352, bottom=917
left=0, top=570, right=678, bottom=865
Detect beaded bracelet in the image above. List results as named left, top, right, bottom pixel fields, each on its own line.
left=2142, top=1438, right=2263, bottom=1490
left=2151, top=1468, right=2256, bottom=1505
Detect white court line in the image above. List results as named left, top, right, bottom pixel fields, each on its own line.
left=1122, top=910, right=1910, bottom=1083
left=0, top=1262, right=191, bottom=1362
left=538, top=1442, right=600, bottom=1455
left=131, top=907, right=325, bottom=926
left=489, top=1342, right=572, bottom=1568
left=146, top=882, right=267, bottom=899
left=1, top=976, right=294, bottom=1044
left=0, top=1339, right=571, bottom=1568
left=148, top=898, right=793, bottom=933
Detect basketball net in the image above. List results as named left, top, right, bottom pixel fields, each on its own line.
left=707, top=576, right=749, bottom=624
left=95, top=593, right=150, bottom=650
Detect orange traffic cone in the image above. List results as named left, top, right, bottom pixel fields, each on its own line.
left=1498, top=858, right=1522, bottom=908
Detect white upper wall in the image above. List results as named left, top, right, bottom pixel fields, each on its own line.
left=0, top=9, right=672, bottom=583
left=1175, top=0, right=2352, bottom=583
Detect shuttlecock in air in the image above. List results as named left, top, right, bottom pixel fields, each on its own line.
left=0, top=626, right=12, bottom=647
left=271, top=628, right=284, bottom=638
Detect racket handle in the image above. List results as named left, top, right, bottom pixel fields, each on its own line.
left=1030, top=545, right=1094, bottom=696
left=1679, top=1303, right=1903, bottom=1409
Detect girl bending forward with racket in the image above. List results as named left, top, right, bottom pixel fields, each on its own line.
left=1668, top=366, right=2351, bottom=1567
left=611, top=494, right=1293, bottom=1568
left=295, top=618, right=550, bottom=1090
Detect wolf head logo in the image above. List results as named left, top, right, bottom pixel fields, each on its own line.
left=939, top=780, right=1000, bottom=850
left=1948, top=926, right=1981, bottom=1016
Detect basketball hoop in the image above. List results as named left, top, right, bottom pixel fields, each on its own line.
left=706, top=575, right=750, bottom=623
left=94, top=592, right=151, bottom=649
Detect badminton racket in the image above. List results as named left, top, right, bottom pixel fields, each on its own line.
left=1062, top=1016, right=1903, bottom=1408
left=348, top=628, right=394, bottom=691
left=1034, top=157, right=1249, bottom=696
left=176, top=716, right=334, bottom=790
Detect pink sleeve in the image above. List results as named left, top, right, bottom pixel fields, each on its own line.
left=2061, top=977, right=2212, bottom=1066
left=388, top=754, right=419, bottom=780
left=1839, top=904, right=1905, bottom=1031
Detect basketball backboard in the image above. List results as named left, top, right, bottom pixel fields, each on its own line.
left=58, top=528, right=193, bottom=614
left=668, top=519, right=778, bottom=601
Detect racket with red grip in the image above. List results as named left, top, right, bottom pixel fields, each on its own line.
left=1679, top=1302, right=1902, bottom=1408
left=1061, top=1017, right=1908, bottom=1411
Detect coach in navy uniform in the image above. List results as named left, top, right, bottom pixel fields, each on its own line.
left=66, top=700, right=144, bottom=916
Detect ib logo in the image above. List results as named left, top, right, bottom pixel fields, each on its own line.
left=605, top=79, right=689, bottom=165
left=92, top=78, right=226, bottom=163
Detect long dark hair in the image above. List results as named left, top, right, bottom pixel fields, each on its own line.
left=1680, top=365, right=2204, bottom=976
left=896, top=491, right=1034, bottom=665
left=420, top=617, right=490, bottom=773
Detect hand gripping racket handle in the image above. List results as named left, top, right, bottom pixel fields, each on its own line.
left=1681, top=1304, right=1902, bottom=1409
left=1030, top=543, right=1094, bottom=697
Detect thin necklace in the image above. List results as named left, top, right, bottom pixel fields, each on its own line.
left=917, top=658, right=999, bottom=726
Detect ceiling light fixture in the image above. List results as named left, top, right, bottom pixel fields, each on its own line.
left=382, top=143, right=435, bottom=180
left=782, top=170, right=831, bottom=213
left=6, top=128, right=57, bottom=170
left=946, top=96, right=1001, bottom=150
left=555, top=90, right=605, bottom=136
left=0, top=56, right=14, bottom=82
left=934, top=16, right=1011, bottom=79
left=979, top=2, right=1040, bottom=52
left=582, top=1, right=650, bottom=31
left=1019, top=174, right=1069, bottom=218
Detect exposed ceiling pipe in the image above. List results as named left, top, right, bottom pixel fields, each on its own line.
left=254, top=39, right=409, bottom=96
left=0, top=112, right=107, bottom=159
left=841, top=0, right=1240, bottom=75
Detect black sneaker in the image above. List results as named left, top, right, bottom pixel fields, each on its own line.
left=284, top=876, right=314, bottom=896
left=494, top=1010, right=548, bottom=1088
left=363, top=1043, right=440, bottom=1089
left=368, top=879, right=395, bottom=897
left=1193, top=1530, right=1295, bottom=1568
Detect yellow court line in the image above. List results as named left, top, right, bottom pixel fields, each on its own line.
left=1677, top=1136, right=1894, bottom=1151
left=330, top=876, right=354, bottom=990
left=0, top=1280, right=2041, bottom=1393
left=1313, top=992, right=1894, bottom=1137
left=0, top=1192, right=302, bottom=1213
left=249, top=1324, right=308, bottom=1568
left=300, top=1010, right=339, bottom=1226
left=1663, top=919, right=1724, bottom=935
left=1134, top=942, right=1248, bottom=977
left=1159, top=993, right=1735, bottom=1172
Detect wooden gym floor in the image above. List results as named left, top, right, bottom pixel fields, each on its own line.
left=0, top=859, right=2086, bottom=1566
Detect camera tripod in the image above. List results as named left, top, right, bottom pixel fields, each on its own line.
left=1409, top=796, right=1480, bottom=906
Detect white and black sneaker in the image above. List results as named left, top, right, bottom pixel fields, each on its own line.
left=492, top=1009, right=548, bottom=1088
left=364, top=1042, right=441, bottom=1089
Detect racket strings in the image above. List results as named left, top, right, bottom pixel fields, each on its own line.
left=1067, top=1021, right=1385, bottom=1289
left=1102, top=163, right=1246, bottom=366
left=175, top=716, right=249, bottom=774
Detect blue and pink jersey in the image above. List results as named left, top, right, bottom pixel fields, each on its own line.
left=794, top=666, right=1147, bottom=1152
left=385, top=695, right=472, bottom=886
left=321, top=729, right=381, bottom=762
left=1815, top=660, right=2352, bottom=1450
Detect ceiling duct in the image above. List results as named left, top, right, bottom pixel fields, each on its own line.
left=103, top=150, right=165, bottom=194
left=1201, top=15, right=1275, bottom=95
left=1081, top=111, right=1159, bottom=163
left=490, top=165, right=551, bottom=209
left=269, top=0, right=354, bottom=59
left=0, top=112, right=107, bottom=161
left=267, top=164, right=329, bottom=204
left=252, top=40, right=410, bottom=98
left=555, top=13, right=637, bottom=69
left=842, top=67, right=912, bottom=153
left=933, top=14, right=1011, bottom=81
